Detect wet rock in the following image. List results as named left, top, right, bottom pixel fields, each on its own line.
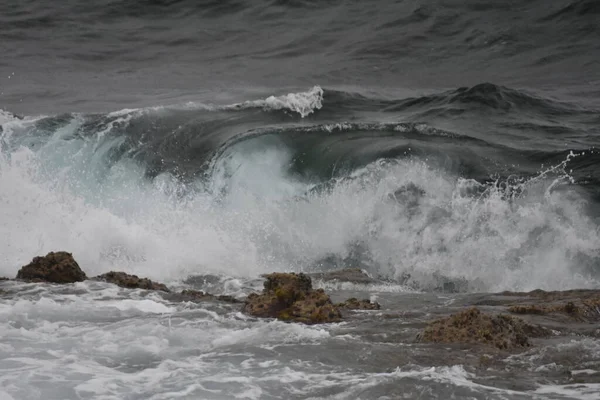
left=508, top=302, right=580, bottom=317
left=418, top=307, right=548, bottom=350
left=16, top=252, right=87, bottom=283
left=508, top=305, right=547, bottom=315
left=337, top=297, right=381, bottom=310
left=0, top=277, right=9, bottom=281
left=94, top=271, right=170, bottom=292
left=309, top=268, right=376, bottom=284
left=504, top=289, right=600, bottom=322
left=243, top=272, right=342, bottom=324
left=478, top=355, right=494, bottom=368
left=501, top=289, right=599, bottom=302
left=176, top=289, right=241, bottom=304
left=179, top=289, right=214, bottom=301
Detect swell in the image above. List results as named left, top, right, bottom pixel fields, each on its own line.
left=329, top=83, right=597, bottom=116
left=2, top=84, right=598, bottom=187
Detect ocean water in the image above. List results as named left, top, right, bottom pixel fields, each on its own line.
left=1, top=1, right=600, bottom=399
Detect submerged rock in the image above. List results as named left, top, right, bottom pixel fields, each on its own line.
left=94, top=271, right=170, bottom=292
left=337, top=297, right=381, bottom=310
left=309, top=268, right=376, bottom=284
left=243, top=272, right=342, bottom=324
left=16, top=252, right=87, bottom=283
left=418, top=307, right=547, bottom=350
left=175, top=289, right=241, bottom=304
left=504, top=289, right=600, bottom=321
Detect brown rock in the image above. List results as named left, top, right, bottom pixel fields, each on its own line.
left=243, top=272, right=342, bottom=324
left=419, top=307, right=547, bottom=350
left=16, top=252, right=87, bottom=283
left=94, top=271, right=170, bottom=292
left=337, top=297, right=381, bottom=310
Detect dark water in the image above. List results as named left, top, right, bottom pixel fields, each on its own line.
left=1, top=1, right=600, bottom=399
left=1, top=0, right=600, bottom=113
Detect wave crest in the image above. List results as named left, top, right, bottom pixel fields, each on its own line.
left=227, top=85, right=324, bottom=117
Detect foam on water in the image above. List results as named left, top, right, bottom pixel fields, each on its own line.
left=0, top=282, right=338, bottom=400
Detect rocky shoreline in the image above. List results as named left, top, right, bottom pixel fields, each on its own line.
left=2, top=251, right=599, bottom=354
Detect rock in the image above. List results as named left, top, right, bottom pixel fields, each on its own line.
left=177, top=289, right=241, bottom=304
left=243, top=272, right=342, bottom=324
left=309, top=268, right=376, bottom=284
left=337, top=297, right=381, bottom=310
left=478, top=355, right=494, bottom=368
left=0, top=277, right=9, bottom=281
left=508, top=302, right=580, bottom=316
left=16, top=252, right=87, bottom=283
left=418, top=307, right=548, bottom=350
left=504, top=289, right=600, bottom=322
left=94, top=271, right=170, bottom=292
left=508, top=305, right=547, bottom=315
left=180, top=289, right=214, bottom=301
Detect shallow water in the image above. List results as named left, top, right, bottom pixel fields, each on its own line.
left=2, top=277, right=600, bottom=399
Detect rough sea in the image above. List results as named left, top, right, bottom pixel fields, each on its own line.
left=1, top=1, right=600, bottom=399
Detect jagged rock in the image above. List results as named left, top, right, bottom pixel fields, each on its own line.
left=418, top=307, right=548, bottom=350
left=16, top=252, right=87, bottom=283
left=243, top=272, right=342, bottom=324
left=177, top=289, right=241, bottom=304
left=0, top=277, right=9, bottom=281
left=94, top=271, right=170, bottom=292
left=337, top=297, right=381, bottom=310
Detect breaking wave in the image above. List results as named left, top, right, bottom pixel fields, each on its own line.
left=1, top=86, right=599, bottom=292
